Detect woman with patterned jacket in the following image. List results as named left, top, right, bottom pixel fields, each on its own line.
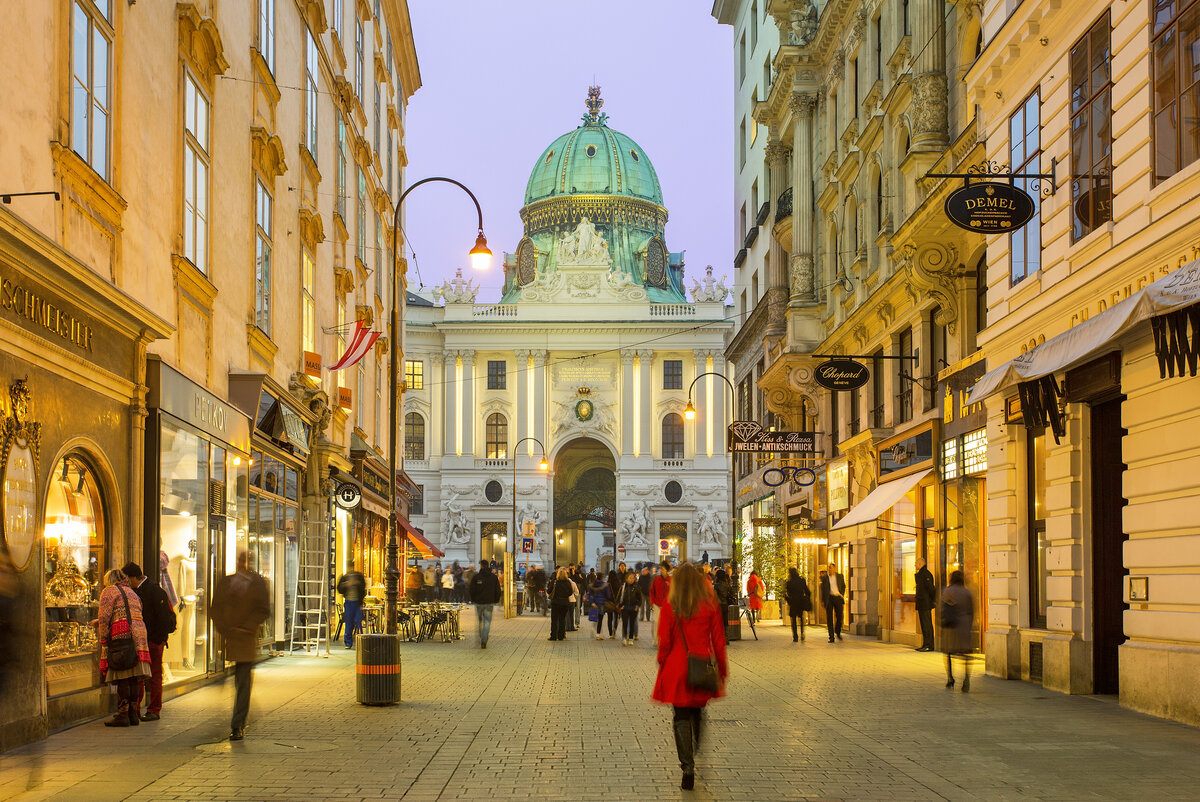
left=96, top=569, right=151, bottom=727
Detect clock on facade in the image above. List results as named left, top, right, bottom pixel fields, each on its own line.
left=574, top=399, right=594, bottom=422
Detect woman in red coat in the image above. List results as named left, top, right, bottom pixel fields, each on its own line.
left=653, top=562, right=729, bottom=790
left=746, top=570, right=765, bottom=623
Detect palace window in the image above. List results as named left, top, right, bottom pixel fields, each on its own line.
left=1011, top=91, right=1042, bottom=283
left=487, top=360, right=507, bottom=390
left=662, top=413, right=685, bottom=460
left=304, top=27, right=318, bottom=158
left=405, top=360, right=424, bottom=390
left=331, top=0, right=343, bottom=43
left=183, top=71, right=210, bottom=274
left=71, top=0, right=112, bottom=180
left=410, top=484, right=424, bottom=516
left=664, top=359, right=683, bottom=390
left=355, top=19, right=365, bottom=100
left=1070, top=13, right=1113, bottom=240
left=301, top=248, right=315, bottom=353
left=1152, top=0, right=1200, bottom=181
left=257, top=0, right=275, bottom=73
left=485, top=413, right=508, bottom=459
left=405, top=412, right=425, bottom=460
left=254, top=179, right=272, bottom=335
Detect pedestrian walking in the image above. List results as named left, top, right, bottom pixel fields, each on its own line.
left=422, top=563, right=436, bottom=603
left=405, top=565, right=422, bottom=603
left=638, top=567, right=654, bottom=621
left=96, top=569, right=152, bottom=727
left=783, top=567, right=812, bottom=643
left=650, top=561, right=671, bottom=645
left=745, top=570, right=765, bottom=624
left=586, top=575, right=613, bottom=640
left=337, top=562, right=367, bottom=648
left=652, top=562, right=728, bottom=791
left=618, top=571, right=644, bottom=645
left=820, top=563, right=846, bottom=643
left=468, top=561, right=502, bottom=649
left=941, top=570, right=975, bottom=691
left=566, top=565, right=582, bottom=631
left=209, top=551, right=271, bottom=741
left=440, top=567, right=454, bottom=602
left=711, top=566, right=734, bottom=609
left=915, top=557, right=937, bottom=651
left=547, top=567, right=576, bottom=641
left=121, top=562, right=176, bottom=721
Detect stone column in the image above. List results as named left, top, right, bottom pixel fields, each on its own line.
left=638, top=350, right=654, bottom=458
left=460, top=349, right=476, bottom=456
left=532, top=351, right=547, bottom=450
left=621, top=350, right=636, bottom=456
left=692, top=349, right=708, bottom=458
left=443, top=350, right=457, bottom=457
left=789, top=93, right=818, bottom=303
left=765, top=138, right=792, bottom=336
left=711, top=353, right=728, bottom=458
left=911, top=0, right=948, bottom=149
left=431, top=353, right=444, bottom=458
left=515, top=348, right=530, bottom=446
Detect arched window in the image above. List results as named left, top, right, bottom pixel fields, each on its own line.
left=404, top=412, right=425, bottom=460
left=486, top=413, right=508, bottom=459
left=662, top=413, right=684, bottom=459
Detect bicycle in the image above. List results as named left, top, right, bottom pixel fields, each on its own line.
left=738, top=597, right=759, bottom=641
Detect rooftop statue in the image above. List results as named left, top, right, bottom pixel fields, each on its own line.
left=557, top=217, right=613, bottom=266
left=690, top=265, right=730, bottom=303
left=433, top=268, right=479, bottom=305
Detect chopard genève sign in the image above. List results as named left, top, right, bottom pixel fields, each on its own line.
left=1, top=273, right=96, bottom=352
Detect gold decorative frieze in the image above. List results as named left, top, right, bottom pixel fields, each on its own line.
left=520, top=194, right=667, bottom=237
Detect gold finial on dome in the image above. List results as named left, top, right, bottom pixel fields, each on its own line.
left=582, top=85, right=608, bottom=125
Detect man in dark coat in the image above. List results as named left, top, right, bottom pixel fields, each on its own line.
left=210, top=551, right=271, bottom=741
left=914, top=557, right=937, bottom=651
left=122, top=561, right=176, bottom=721
left=337, top=561, right=367, bottom=649
left=468, top=561, right=502, bottom=649
left=819, top=563, right=846, bottom=643
left=637, top=567, right=654, bottom=621
left=784, top=567, right=812, bottom=643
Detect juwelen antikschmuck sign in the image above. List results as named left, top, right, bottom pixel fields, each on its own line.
left=944, top=182, right=1036, bottom=233
left=814, top=359, right=870, bottom=391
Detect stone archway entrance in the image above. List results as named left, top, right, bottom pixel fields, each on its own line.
left=552, top=438, right=615, bottom=571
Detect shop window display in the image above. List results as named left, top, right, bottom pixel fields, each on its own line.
left=43, top=454, right=106, bottom=696
left=248, top=450, right=300, bottom=646
left=888, top=489, right=919, bottom=635
left=159, top=424, right=210, bottom=682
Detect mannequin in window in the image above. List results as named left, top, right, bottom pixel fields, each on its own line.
left=172, top=540, right=198, bottom=670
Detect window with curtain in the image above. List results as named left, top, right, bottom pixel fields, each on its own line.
left=1011, top=91, right=1042, bottom=283
left=254, top=179, right=272, bottom=334
left=1152, top=0, right=1200, bottom=181
left=485, top=413, right=508, bottom=459
left=71, top=0, right=112, bottom=180
left=257, top=0, right=275, bottom=73
left=1070, top=13, right=1113, bottom=240
left=405, top=412, right=425, bottom=460
left=304, top=28, right=318, bottom=158
left=301, top=248, right=315, bottom=353
left=183, top=71, right=210, bottom=274
left=662, top=413, right=684, bottom=459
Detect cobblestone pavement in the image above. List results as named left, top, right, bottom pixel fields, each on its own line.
left=4, top=612, right=1200, bottom=801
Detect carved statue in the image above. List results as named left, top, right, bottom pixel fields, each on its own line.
left=697, top=505, right=725, bottom=547
left=557, top=217, right=612, bottom=265
left=433, top=268, right=480, bottom=305
left=689, top=265, right=730, bottom=303
left=517, top=502, right=545, bottom=539
left=442, top=493, right=471, bottom=545
left=790, top=1, right=818, bottom=46
left=618, top=500, right=651, bottom=547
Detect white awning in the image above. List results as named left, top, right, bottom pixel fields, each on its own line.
left=969, top=259, right=1200, bottom=404
left=832, top=468, right=932, bottom=531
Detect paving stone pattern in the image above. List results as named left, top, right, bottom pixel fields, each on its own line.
left=3, top=613, right=1200, bottom=801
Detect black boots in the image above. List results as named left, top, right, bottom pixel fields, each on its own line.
left=673, top=718, right=695, bottom=789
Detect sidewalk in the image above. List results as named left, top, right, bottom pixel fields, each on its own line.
left=2, top=613, right=1199, bottom=801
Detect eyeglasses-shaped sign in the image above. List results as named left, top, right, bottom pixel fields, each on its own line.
left=763, top=465, right=817, bottom=488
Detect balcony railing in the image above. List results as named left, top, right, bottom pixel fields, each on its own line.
left=475, top=458, right=510, bottom=468
left=649, top=303, right=696, bottom=316
left=473, top=304, right=518, bottom=317
left=870, top=404, right=885, bottom=429
left=654, top=458, right=693, bottom=470
left=775, top=187, right=793, bottom=222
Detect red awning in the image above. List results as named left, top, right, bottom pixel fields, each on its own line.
left=400, top=517, right=443, bottom=558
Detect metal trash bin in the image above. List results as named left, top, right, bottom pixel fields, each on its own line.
left=356, top=633, right=401, bottom=705
left=724, top=605, right=742, bottom=642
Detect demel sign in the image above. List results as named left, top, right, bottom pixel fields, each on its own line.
left=815, top=359, right=870, bottom=391
left=944, top=182, right=1036, bottom=233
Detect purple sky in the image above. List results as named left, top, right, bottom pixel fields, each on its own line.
left=403, top=1, right=734, bottom=302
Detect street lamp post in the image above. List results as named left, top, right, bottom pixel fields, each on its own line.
left=386, top=177, right=491, bottom=639
left=684, top=371, right=736, bottom=565
left=508, top=436, right=548, bottom=618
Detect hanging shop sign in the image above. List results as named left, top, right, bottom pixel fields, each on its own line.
left=303, top=351, right=322, bottom=378
left=944, top=182, right=1037, bottom=233
left=814, top=359, right=870, bottom=391
left=727, top=421, right=816, bottom=453
left=335, top=482, right=362, bottom=509
left=827, top=459, right=849, bottom=512
left=938, top=352, right=988, bottom=440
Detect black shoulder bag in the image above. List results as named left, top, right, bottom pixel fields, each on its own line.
left=106, top=587, right=139, bottom=672
left=677, top=613, right=720, bottom=693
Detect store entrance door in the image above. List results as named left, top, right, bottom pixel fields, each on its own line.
left=1090, top=396, right=1127, bottom=694
left=208, top=515, right=226, bottom=669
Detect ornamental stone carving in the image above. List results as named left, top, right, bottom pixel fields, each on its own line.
left=689, top=265, right=730, bottom=303
left=789, top=1, right=818, bottom=46
left=790, top=253, right=815, bottom=298
left=433, top=268, right=479, bottom=304
left=898, top=242, right=961, bottom=334
left=788, top=93, right=817, bottom=119
left=557, top=217, right=612, bottom=266
left=910, top=72, right=949, bottom=144
left=765, top=140, right=792, bottom=167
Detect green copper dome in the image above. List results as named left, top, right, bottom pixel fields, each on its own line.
left=524, top=118, right=663, bottom=205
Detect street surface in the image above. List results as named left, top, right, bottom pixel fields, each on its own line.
left=3, top=613, right=1199, bottom=801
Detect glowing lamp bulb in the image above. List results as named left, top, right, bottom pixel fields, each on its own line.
left=469, top=231, right=492, bottom=271
left=684, top=400, right=696, bottom=421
